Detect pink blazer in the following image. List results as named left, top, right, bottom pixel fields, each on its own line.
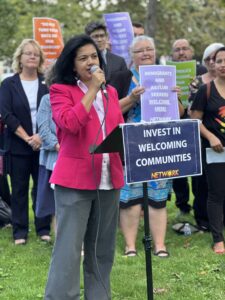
left=49, top=83, right=124, bottom=190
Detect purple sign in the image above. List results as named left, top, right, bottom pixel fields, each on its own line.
left=139, top=65, right=180, bottom=122
left=104, top=12, right=134, bottom=66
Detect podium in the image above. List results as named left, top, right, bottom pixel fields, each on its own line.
left=90, top=125, right=154, bottom=300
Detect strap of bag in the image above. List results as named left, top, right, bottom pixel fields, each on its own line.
left=206, top=82, right=211, bottom=101
left=0, top=116, right=4, bottom=135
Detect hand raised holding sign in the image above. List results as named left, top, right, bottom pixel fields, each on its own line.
left=119, top=85, right=145, bottom=114
left=172, top=86, right=182, bottom=97
left=129, top=86, right=145, bottom=102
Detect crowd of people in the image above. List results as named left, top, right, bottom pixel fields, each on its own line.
left=0, top=19, right=225, bottom=300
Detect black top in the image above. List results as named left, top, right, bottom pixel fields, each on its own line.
left=191, top=81, right=225, bottom=147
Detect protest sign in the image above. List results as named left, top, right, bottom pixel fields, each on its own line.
left=103, top=12, right=133, bottom=66
left=33, top=17, right=64, bottom=66
left=122, top=119, right=202, bottom=184
left=166, top=60, right=196, bottom=108
left=139, top=65, right=179, bottom=122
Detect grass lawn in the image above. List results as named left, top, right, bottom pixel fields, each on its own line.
left=0, top=194, right=225, bottom=300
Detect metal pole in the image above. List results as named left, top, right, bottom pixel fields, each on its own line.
left=142, top=182, right=154, bottom=300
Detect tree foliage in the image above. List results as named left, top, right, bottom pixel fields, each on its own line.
left=0, top=0, right=18, bottom=59
left=153, top=0, right=225, bottom=58
left=93, top=0, right=225, bottom=58
left=0, top=0, right=225, bottom=62
left=0, top=0, right=99, bottom=61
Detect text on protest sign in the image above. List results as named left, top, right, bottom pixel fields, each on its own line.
left=139, top=65, right=179, bottom=122
left=33, top=17, right=64, bottom=66
left=122, top=120, right=202, bottom=184
left=166, top=60, right=196, bottom=108
left=104, top=12, right=133, bottom=66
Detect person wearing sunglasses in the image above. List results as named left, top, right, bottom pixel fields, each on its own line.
left=189, top=43, right=224, bottom=233
left=190, top=47, right=225, bottom=254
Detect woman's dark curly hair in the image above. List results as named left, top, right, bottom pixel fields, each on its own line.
left=52, top=34, right=103, bottom=85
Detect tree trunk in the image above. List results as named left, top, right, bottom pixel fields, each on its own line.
left=145, top=0, right=157, bottom=38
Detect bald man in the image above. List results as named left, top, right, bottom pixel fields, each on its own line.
left=172, top=39, right=206, bottom=74
left=172, top=39, right=193, bottom=62
left=171, top=39, right=206, bottom=217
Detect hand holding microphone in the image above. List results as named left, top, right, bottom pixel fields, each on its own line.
left=90, top=65, right=108, bottom=100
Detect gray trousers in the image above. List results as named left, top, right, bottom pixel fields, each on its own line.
left=44, top=186, right=120, bottom=300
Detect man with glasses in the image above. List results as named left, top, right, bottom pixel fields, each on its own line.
left=172, top=39, right=207, bottom=74
left=171, top=39, right=207, bottom=217
left=85, top=21, right=131, bottom=98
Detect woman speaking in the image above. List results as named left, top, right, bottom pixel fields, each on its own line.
left=44, top=35, right=124, bottom=300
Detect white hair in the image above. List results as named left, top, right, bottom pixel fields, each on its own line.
left=202, top=43, right=224, bottom=65
left=130, top=35, right=155, bottom=58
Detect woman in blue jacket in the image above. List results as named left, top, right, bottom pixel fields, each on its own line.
left=0, top=39, right=51, bottom=245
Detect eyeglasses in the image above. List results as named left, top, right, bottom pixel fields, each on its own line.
left=132, top=47, right=155, bottom=54
left=173, top=47, right=190, bottom=52
left=90, top=33, right=106, bottom=40
left=204, top=56, right=215, bottom=63
left=22, top=51, right=40, bottom=58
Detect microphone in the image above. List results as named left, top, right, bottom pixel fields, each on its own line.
left=90, top=65, right=108, bottom=100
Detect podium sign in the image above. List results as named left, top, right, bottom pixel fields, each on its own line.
left=122, top=119, right=202, bottom=184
